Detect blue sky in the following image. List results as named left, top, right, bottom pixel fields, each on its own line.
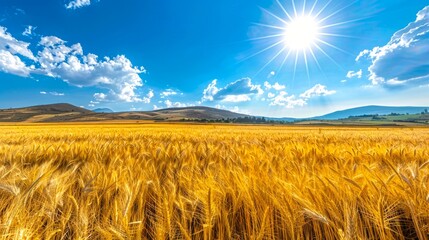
left=0, top=0, right=428, bottom=117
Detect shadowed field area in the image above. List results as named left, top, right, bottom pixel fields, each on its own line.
left=0, top=123, right=428, bottom=239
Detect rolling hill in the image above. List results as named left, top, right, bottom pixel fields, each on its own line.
left=10, top=103, right=91, bottom=114
left=0, top=104, right=248, bottom=122
left=0, top=103, right=92, bottom=122
left=152, top=106, right=248, bottom=120
left=0, top=103, right=428, bottom=124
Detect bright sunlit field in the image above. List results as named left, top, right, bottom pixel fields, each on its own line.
left=0, top=123, right=429, bottom=239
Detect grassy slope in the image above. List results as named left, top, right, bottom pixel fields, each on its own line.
left=0, top=105, right=247, bottom=123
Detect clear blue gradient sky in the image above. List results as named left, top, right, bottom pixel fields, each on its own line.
left=0, top=0, right=428, bottom=117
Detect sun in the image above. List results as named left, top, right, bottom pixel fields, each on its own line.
left=249, top=0, right=355, bottom=78
left=283, top=15, right=320, bottom=51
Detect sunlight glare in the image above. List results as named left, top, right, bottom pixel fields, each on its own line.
left=250, top=0, right=356, bottom=79
left=283, top=15, right=320, bottom=51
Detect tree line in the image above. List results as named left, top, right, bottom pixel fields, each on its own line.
left=180, top=116, right=288, bottom=124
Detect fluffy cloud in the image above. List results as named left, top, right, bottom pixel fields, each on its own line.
left=93, top=92, right=107, bottom=101
left=269, top=84, right=335, bottom=108
left=65, top=0, right=92, bottom=9
left=36, top=36, right=145, bottom=102
left=0, top=27, right=148, bottom=103
left=160, top=89, right=178, bottom=98
left=202, top=78, right=263, bottom=102
left=269, top=91, right=306, bottom=108
left=140, top=90, right=154, bottom=104
left=22, top=26, right=36, bottom=37
left=346, top=69, right=362, bottom=79
left=0, top=26, right=35, bottom=60
left=0, top=50, right=31, bottom=76
left=36, top=36, right=83, bottom=74
left=164, top=100, right=191, bottom=108
left=299, top=84, right=336, bottom=99
left=264, top=81, right=286, bottom=90
left=202, top=80, right=219, bottom=101
left=222, top=95, right=251, bottom=102
left=357, top=6, right=429, bottom=87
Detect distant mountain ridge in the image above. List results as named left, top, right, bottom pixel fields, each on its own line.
left=313, top=105, right=429, bottom=120
left=93, top=108, right=114, bottom=113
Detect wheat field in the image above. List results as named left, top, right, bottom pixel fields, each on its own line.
left=0, top=123, right=428, bottom=239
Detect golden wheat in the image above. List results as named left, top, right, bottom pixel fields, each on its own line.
left=0, top=123, right=428, bottom=239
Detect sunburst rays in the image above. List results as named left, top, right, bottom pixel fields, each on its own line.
left=251, top=0, right=358, bottom=80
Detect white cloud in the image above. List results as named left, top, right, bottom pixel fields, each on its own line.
left=268, top=84, right=335, bottom=108
left=37, top=36, right=82, bottom=71
left=346, top=69, right=362, bottom=79
left=147, top=90, right=154, bottom=99
left=65, top=0, right=92, bottom=9
left=268, top=71, right=276, bottom=78
left=39, top=91, right=65, bottom=96
left=202, top=79, right=219, bottom=101
left=164, top=100, right=190, bottom=108
left=264, top=81, right=286, bottom=91
left=22, top=25, right=36, bottom=37
left=160, top=89, right=178, bottom=98
left=355, top=50, right=369, bottom=62
left=273, top=83, right=285, bottom=91
left=0, top=26, right=35, bottom=60
left=264, top=81, right=271, bottom=89
left=215, top=104, right=242, bottom=113
left=140, top=90, right=154, bottom=103
left=269, top=91, right=306, bottom=108
left=299, top=84, right=336, bottom=99
left=50, top=92, right=65, bottom=96
left=0, top=50, right=31, bottom=76
left=202, top=78, right=263, bottom=102
left=222, top=94, right=251, bottom=102
left=357, top=6, right=429, bottom=87
left=36, top=36, right=146, bottom=102
left=0, top=27, right=148, bottom=103
left=39, top=36, right=67, bottom=48
left=230, top=106, right=240, bottom=113
left=88, top=100, right=99, bottom=107
left=94, top=93, right=107, bottom=101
